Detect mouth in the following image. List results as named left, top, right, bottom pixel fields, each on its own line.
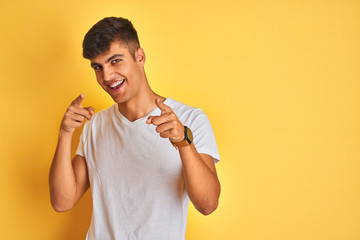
left=109, top=79, right=125, bottom=91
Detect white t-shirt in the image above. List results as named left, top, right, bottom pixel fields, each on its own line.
left=76, top=97, right=220, bottom=240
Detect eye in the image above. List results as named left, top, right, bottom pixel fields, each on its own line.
left=93, top=65, right=102, bottom=71
left=111, top=59, right=121, bottom=64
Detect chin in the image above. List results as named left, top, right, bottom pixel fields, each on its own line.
left=111, top=94, right=127, bottom=104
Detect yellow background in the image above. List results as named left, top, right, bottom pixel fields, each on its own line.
left=1, top=0, right=359, bottom=239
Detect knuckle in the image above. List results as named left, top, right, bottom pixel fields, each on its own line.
left=64, top=114, right=71, bottom=120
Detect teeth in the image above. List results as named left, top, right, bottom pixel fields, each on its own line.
left=110, top=80, right=124, bottom=88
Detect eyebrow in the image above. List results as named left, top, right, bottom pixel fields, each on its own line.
left=90, top=54, right=124, bottom=67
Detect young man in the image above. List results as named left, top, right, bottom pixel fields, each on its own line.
left=49, top=17, right=220, bottom=239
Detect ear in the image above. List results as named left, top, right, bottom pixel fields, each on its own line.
left=135, top=47, right=146, bottom=66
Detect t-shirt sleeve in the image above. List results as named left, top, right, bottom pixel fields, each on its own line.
left=190, top=109, right=220, bottom=164
left=75, top=121, right=89, bottom=157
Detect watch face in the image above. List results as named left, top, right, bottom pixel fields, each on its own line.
left=186, top=127, right=193, bottom=143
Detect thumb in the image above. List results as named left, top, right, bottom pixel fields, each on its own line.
left=146, top=116, right=154, bottom=124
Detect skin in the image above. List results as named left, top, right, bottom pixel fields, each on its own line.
left=49, top=41, right=220, bottom=215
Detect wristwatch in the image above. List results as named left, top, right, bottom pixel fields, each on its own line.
left=170, top=126, right=193, bottom=150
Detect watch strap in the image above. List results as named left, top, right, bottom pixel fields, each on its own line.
left=171, top=140, right=190, bottom=150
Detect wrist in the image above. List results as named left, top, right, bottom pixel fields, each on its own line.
left=170, top=126, right=193, bottom=150
left=59, top=128, right=74, bottom=139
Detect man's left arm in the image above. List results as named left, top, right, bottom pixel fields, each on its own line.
left=147, top=98, right=220, bottom=215
left=178, top=143, right=220, bottom=215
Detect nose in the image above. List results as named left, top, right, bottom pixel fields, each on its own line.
left=102, top=66, right=114, bottom=82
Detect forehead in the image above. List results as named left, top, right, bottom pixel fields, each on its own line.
left=90, top=41, right=131, bottom=63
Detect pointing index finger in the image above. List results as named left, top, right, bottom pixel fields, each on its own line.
left=72, top=93, right=85, bottom=106
left=156, top=98, right=171, bottom=113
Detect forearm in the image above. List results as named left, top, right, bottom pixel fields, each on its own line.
left=179, top=143, right=220, bottom=215
left=49, top=130, right=77, bottom=211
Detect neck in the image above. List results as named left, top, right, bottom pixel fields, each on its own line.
left=117, top=79, right=165, bottom=122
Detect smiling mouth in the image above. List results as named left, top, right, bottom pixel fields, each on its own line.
left=109, top=80, right=125, bottom=90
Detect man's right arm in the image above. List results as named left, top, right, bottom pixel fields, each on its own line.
left=49, top=94, right=94, bottom=212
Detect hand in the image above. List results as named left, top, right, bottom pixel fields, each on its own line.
left=146, top=98, right=184, bottom=142
left=60, top=93, right=95, bottom=134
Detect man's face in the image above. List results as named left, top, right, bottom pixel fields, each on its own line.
left=89, top=41, right=144, bottom=104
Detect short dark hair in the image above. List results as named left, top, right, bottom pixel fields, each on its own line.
left=82, top=17, right=140, bottom=60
